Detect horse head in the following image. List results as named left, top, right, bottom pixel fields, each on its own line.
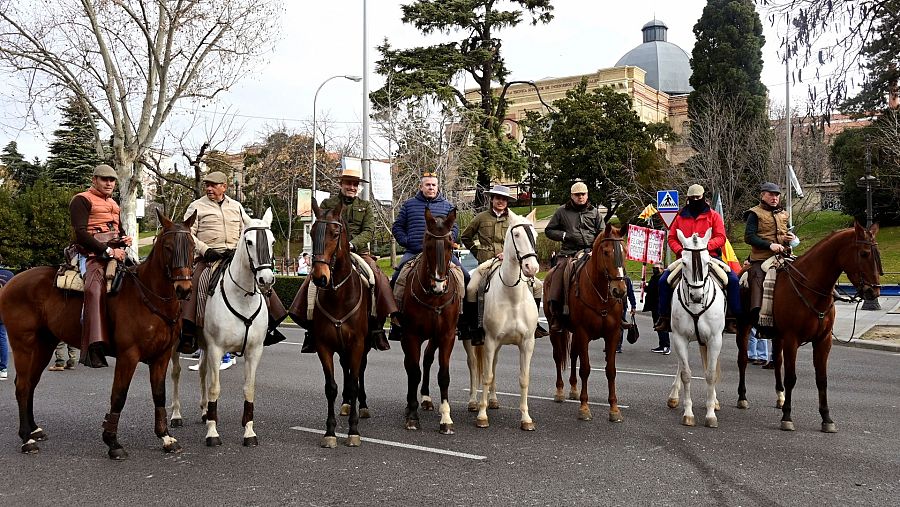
left=677, top=228, right=712, bottom=304
left=505, top=210, right=539, bottom=279
left=592, top=222, right=627, bottom=299
left=423, top=207, right=456, bottom=295
left=310, top=198, right=349, bottom=288
left=845, top=220, right=882, bottom=300
left=240, top=207, right=275, bottom=293
left=154, top=208, right=196, bottom=300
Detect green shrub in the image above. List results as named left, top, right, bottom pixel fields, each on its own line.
left=273, top=275, right=304, bottom=305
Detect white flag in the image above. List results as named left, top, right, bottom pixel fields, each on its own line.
left=788, top=165, right=804, bottom=198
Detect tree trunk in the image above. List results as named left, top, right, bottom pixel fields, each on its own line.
left=116, top=157, right=140, bottom=259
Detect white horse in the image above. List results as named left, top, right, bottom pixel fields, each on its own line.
left=170, top=208, right=275, bottom=446
left=666, top=228, right=725, bottom=428
left=463, top=210, right=540, bottom=431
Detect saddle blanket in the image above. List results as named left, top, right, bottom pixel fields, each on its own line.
left=758, top=262, right=779, bottom=328
left=392, top=254, right=463, bottom=314
left=306, top=253, right=376, bottom=321
left=667, top=256, right=730, bottom=289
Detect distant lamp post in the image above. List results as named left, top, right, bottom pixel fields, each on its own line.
left=311, top=75, right=362, bottom=196
left=858, top=139, right=881, bottom=310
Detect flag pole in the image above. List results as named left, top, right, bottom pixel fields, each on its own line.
left=785, top=12, right=793, bottom=228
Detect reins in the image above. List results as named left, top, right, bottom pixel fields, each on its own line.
left=218, top=225, right=273, bottom=357
left=127, top=228, right=194, bottom=327
left=573, top=237, right=626, bottom=318
left=675, top=244, right=721, bottom=346
left=497, top=222, right=538, bottom=288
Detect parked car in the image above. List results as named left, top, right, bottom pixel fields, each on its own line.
left=454, top=249, right=480, bottom=272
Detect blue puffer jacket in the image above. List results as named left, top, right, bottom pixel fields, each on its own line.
left=392, top=191, right=459, bottom=254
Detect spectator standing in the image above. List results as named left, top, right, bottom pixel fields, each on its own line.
left=0, top=256, right=12, bottom=380
left=48, top=342, right=79, bottom=371
left=297, top=252, right=310, bottom=275
left=644, top=263, right=670, bottom=354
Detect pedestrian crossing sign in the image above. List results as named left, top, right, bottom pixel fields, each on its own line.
left=657, top=190, right=679, bottom=212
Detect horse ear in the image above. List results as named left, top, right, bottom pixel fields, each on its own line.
left=869, top=222, right=880, bottom=237
left=262, top=207, right=273, bottom=226
left=604, top=221, right=612, bottom=237
left=526, top=209, right=537, bottom=224
left=157, top=208, right=172, bottom=229
left=424, top=207, right=434, bottom=225
left=311, top=198, right=321, bottom=219
left=446, top=207, right=457, bottom=228
left=183, top=209, right=197, bottom=229
left=676, top=229, right=687, bottom=244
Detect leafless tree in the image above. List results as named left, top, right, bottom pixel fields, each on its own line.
left=870, top=109, right=900, bottom=199
left=0, top=0, right=282, bottom=255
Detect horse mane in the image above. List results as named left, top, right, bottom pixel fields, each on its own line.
left=793, top=227, right=854, bottom=266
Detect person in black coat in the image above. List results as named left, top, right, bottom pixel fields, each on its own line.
left=644, top=263, right=670, bottom=354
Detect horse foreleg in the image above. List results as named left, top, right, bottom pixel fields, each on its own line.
left=704, top=338, right=723, bottom=428
left=357, top=350, right=370, bottom=419
left=475, top=341, right=498, bottom=429
left=464, top=340, right=480, bottom=411
left=198, top=349, right=209, bottom=421
left=813, top=337, right=836, bottom=433
left=344, top=348, right=363, bottom=447
left=318, top=350, right=339, bottom=448
left=519, top=337, right=536, bottom=431
left=780, top=340, right=799, bottom=431
left=672, top=337, right=694, bottom=427
left=550, top=331, right=566, bottom=402
left=14, top=338, right=54, bottom=453
left=103, top=354, right=140, bottom=460
left=149, top=354, right=181, bottom=454
left=169, top=348, right=184, bottom=427
left=241, top=348, right=263, bottom=446
left=568, top=337, right=580, bottom=401
left=667, top=360, right=682, bottom=409
left=604, top=335, right=623, bottom=423
left=576, top=335, right=592, bottom=421
left=736, top=324, right=751, bottom=409
left=419, top=339, right=437, bottom=411
left=437, top=335, right=455, bottom=435
left=402, top=336, right=422, bottom=430
left=203, top=347, right=224, bottom=447
left=772, top=335, right=785, bottom=408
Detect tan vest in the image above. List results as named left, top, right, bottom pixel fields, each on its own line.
left=747, top=205, right=789, bottom=261
left=184, top=195, right=249, bottom=255
left=76, top=188, right=120, bottom=233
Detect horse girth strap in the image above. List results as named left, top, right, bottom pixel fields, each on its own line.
left=219, top=276, right=263, bottom=357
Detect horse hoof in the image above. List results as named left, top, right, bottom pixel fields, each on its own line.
left=405, top=420, right=420, bottom=431
left=488, top=399, right=500, bottom=410
left=681, top=415, right=695, bottom=427
left=775, top=399, right=784, bottom=409
left=737, top=400, right=749, bottom=410
left=108, top=448, right=129, bottom=460
left=30, top=429, right=48, bottom=441
left=667, top=398, right=679, bottom=409
left=608, top=411, right=624, bottom=423
left=206, top=436, right=222, bottom=447
left=821, top=422, right=837, bottom=433
left=170, top=418, right=183, bottom=428
left=714, top=402, right=721, bottom=411
left=578, top=408, right=593, bottom=421
left=705, top=417, right=719, bottom=429
left=439, top=423, right=455, bottom=435
left=21, top=442, right=40, bottom=454
left=359, top=408, right=371, bottom=419
left=346, top=435, right=361, bottom=447
left=243, top=436, right=259, bottom=447
left=553, top=393, right=564, bottom=403
left=567, top=391, right=579, bottom=401
left=421, top=400, right=434, bottom=411
left=164, top=441, right=182, bottom=453
left=780, top=420, right=795, bottom=431
left=475, top=417, right=489, bottom=428
left=339, top=404, right=351, bottom=417
left=321, top=436, right=338, bottom=448
left=521, top=421, right=536, bottom=431
left=467, top=401, right=478, bottom=412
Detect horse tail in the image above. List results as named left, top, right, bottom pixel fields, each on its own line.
left=558, top=330, right=572, bottom=372
left=475, top=340, right=485, bottom=385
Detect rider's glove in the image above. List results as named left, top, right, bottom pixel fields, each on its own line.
left=204, top=250, right=223, bottom=263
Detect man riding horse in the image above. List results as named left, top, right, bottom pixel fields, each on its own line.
left=543, top=181, right=604, bottom=332
left=69, top=164, right=133, bottom=368
left=178, top=171, right=287, bottom=354
left=653, top=184, right=741, bottom=334
left=460, top=184, right=548, bottom=343
left=288, top=166, right=395, bottom=353
left=743, top=182, right=797, bottom=336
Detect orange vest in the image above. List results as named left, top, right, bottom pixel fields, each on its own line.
left=77, top=188, right=120, bottom=234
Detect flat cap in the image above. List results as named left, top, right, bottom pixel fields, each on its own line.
left=760, top=182, right=781, bottom=194
left=570, top=181, right=588, bottom=194
left=92, top=164, right=117, bottom=179
left=687, top=184, right=704, bottom=198
left=202, top=171, right=227, bottom=184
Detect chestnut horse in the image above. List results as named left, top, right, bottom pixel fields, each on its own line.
left=735, top=221, right=882, bottom=433
left=308, top=199, right=372, bottom=448
left=0, top=210, right=195, bottom=459
left=399, top=208, right=460, bottom=434
left=543, top=223, right=627, bottom=422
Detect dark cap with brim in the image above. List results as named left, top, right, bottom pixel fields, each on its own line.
left=760, top=182, right=781, bottom=194
left=92, top=164, right=117, bottom=179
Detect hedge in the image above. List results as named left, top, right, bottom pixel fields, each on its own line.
left=273, top=275, right=305, bottom=305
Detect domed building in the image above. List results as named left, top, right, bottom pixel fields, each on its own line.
left=615, top=19, right=693, bottom=96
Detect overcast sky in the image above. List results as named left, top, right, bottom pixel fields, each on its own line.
left=1, top=0, right=812, bottom=162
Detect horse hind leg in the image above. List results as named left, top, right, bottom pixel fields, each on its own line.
left=568, top=343, right=580, bottom=401
left=169, top=348, right=184, bottom=427
left=419, top=339, right=437, bottom=412
left=464, top=340, right=479, bottom=411
left=357, top=350, right=370, bottom=419
left=667, top=361, right=682, bottom=409
left=779, top=341, right=799, bottom=431
left=488, top=349, right=500, bottom=410
left=735, top=323, right=751, bottom=409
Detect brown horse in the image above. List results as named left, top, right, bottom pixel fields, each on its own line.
left=735, top=221, right=882, bottom=433
left=543, top=223, right=627, bottom=422
left=0, top=210, right=195, bottom=459
left=308, top=199, right=372, bottom=448
left=399, top=207, right=460, bottom=434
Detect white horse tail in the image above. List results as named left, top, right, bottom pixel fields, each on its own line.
left=474, top=341, right=485, bottom=385
left=698, top=344, right=722, bottom=384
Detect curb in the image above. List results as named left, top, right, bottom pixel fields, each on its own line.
left=832, top=338, right=900, bottom=353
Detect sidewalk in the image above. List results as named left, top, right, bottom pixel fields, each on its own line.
left=832, top=296, right=900, bottom=352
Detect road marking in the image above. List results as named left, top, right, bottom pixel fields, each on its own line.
left=289, top=426, right=486, bottom=460
left=592, top=367, right=704, bottom=380
left=463, top=389, right=629, bottom=409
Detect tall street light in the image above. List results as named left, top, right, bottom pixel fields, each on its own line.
left=312, top=74, right=362, bottom=197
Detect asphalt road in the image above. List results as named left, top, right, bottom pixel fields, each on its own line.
left=1, top=313, right=898, bottom=506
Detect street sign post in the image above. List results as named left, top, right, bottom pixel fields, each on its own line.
left=657, top=189, right=679, bottom=229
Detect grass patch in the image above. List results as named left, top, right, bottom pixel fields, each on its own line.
left=510, top=204, right=559, bottom=220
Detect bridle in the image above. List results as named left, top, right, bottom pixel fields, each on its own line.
left=160, top=229, right=194, bottom=282
left=243, top=226, right=274, bottom=275
left=853, top=235, right=883, bottom=295
left=675, top=244, right=718, bottom=345
left=424, top=229, right=452, bottom=286
left=498, top=222, right=538, bottom=287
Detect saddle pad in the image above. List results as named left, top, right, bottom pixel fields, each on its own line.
left=349, top=252, right=375, bottom=288
left=758, top=265, right=778, bottom=327
left=667, top=257, right=728, bottom=289
left=391, top=255, right=420, bottom=311
left=55, top=259, right=117, bottom=293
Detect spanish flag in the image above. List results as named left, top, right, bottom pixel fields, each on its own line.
left=638, top=203, right=658, bottom=221
left=722, top=238, right=742, bottom=273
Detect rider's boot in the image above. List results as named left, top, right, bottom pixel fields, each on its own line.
left=533, top=298, right=549, bottom=338
left=368, top=318, right=391, bottom=351
left=724, top=314, right=739, bottom=334
left=178, top=319, right=199, bottom=354
left=388, top=313, right=403, bottom=341
left=653, top=315, right=671, bottom=333
left=460, top=300, right=484, bottom=345
left=549, top=301, right=567, bottom=332
left=263, top=316, right=287, bottom=346
left=300, top=327, right=316, bottom=354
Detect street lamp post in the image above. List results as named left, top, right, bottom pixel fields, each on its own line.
left=859, top=139, right=881, bottom=310
left=311, top=75, right=362, bottom=197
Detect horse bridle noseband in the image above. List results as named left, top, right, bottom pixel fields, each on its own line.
left=676, top=245, right=718, bottom=346
left=498, top=223, right=538, bottom=287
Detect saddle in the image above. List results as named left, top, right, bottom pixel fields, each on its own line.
left=561, top=249, right=591, bottom=315
left=391, top=254, right=463, bottom=314
left=305, top=253, right=376, bottom=321
left=666, top=256, right=731, bottom=290
left=55, top=245, right=121, bottom=294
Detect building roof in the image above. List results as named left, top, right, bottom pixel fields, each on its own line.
left=615, top=19, right=693, bottom=96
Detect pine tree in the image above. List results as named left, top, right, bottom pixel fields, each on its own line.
left=0, top=141, right=43, bottom=188
left=46, top=97, right=105, bottom=187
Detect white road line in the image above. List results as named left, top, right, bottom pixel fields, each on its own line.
left=289, top=426, right=486, bottom=460
left=463, top=389, right=629, bottom=409
left=592, top=367, right=704, bottom=380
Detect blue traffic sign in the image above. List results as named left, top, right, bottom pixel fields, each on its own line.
left=657, top=190, right=679, bottom=211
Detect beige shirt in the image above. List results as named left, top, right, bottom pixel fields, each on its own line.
left=184, top=195, right=251, bottom=256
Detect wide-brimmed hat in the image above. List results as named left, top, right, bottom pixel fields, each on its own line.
left=760, top=182, right=781, bottom=194
left=202, top=171, right=227, bottom=184
left=338, top=166, right=368, bottom=183
left=484, top=184, right=515, bottom=201
left=92, top=164, right=117, bottom=179
left=570, top=181, right=588, bottom=194
left=687, top=184, right=704, bottom=198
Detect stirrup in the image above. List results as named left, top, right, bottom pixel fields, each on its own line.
left=300, top=332, right=315, bottom=354
left=370, top=329, right=391, bottom=351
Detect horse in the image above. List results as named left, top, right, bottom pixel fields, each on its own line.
left=0, top=210, right=195, bottom=459
left=543, top=223, right=627, bottom=422
left=735, top=220, right=882, bottom=433
left=308, top=199, right=372, bottom=448
left=665, top=228, right=726, bottom=428
left=169, top=208, right=275, bottom=447
left=399, top=207, right=461, bottom=434
left=462, top=210, right=540, bottom=431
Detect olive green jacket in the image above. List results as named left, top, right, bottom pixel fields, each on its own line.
left=460, top=209, right=509, bottom=264
left=321, top=195, right=374, bottom=254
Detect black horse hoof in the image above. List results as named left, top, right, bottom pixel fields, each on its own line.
left=201, top=414, right=208, bottom=423
left=170, top=418, right=183, bottom=428
left=243, top=436, right=258, bottom=447
left=439, top=423, right=455, bottom=435
left=405, top=419, right=420, bottom=431
left=206, top=436, right=222, bottom=447
left=108, top=447, right=129, bottom=460
left=30, top=429, right=48, bottom=441
left=21, top=442, right=40, bottom=454
left=163, top=441, right=182, bottom=454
